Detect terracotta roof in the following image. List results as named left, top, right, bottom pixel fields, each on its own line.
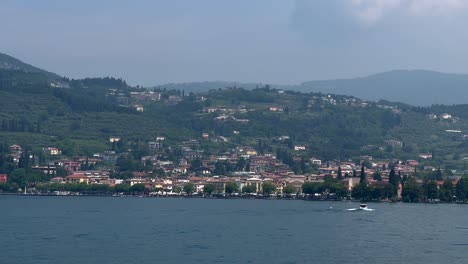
left=66, top=174, right=88, bottom=179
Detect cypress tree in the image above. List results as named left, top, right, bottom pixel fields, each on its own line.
left=360, top=164, right=366, bottom=183
left=337, top=166, right=342, bottom=180
left=436, top=167, right=443, bottom=181
left=456, top=178, right=465, bottom=202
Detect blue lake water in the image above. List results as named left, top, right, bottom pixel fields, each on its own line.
left=1, top=196, right=468, bottom=264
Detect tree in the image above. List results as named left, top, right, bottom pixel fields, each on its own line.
left=439, top=179, right=454, bottom=202
left=402, top=177, right=422, bottom=203
left=114, top=184, right=130, bottom=194
left=383, top=184, right=395, bottom=199
left=116, top=155, right=137, bottom=172
left=245, top=163, right=251, bottom=172
left=214, top=161, right=226, bottom=175
left=351, top=183, right=371, bottom=201
left=183, top=182, right=195, bottom=195
left=203, top=184, right=215, bottom=196
left=235, top=157, right=246, bottom=171
left=372, top=172, right=382, bottom=181
left=436, top=167, right=443, bottom=181
left=225, top=182, right=238, bottom=195
left=337, top=166, right=342, bottom=180
left=388, top=169, right=399, bottom=196
left=302, top=182, right=320, bottom=196
left=359, top=164, right=366, bottom=184
left=300, top=157, right=307, bottom=173
left=173, top=186, right=182, bottom=193
left=189, top=159, right=202, bottom=172
left=262, top=182, right=276, bottom=195
left=8, top=168, right=27, bottom=187
left=18, top=150, right=31, bottom=171
left=283, top=185, right=296, bottom=195
left=56, top=167, right=70, bottom=177
left=130, top=183, right=145, bottom=194
left=425, top=180, right=439, bottom=201
left=242, top=184, right=256, bottom=194
left=456, top=178, right=465, bottom=202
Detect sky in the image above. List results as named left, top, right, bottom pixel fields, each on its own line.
left=1, top=0, right=468, bottom=86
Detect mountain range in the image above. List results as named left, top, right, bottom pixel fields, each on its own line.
left=157, top=70, right=468, bottom=106
left=2, top=52, right=468, bottom=106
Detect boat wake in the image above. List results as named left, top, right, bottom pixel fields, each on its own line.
left=347, top=204, right=375, bottom=212
left=347, top=208, right=375, bottom=212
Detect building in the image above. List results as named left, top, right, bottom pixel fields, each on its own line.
left=32, top=166, right=56, bottom=175
left=269, top=107, right=284, bottom=112
left=148, top=141, right=163, bottom=150
left=65, top=173, right=89, bottom=184
left=44, top=147, right=61, bottom=155
left=50, top=177, right=64, bottom=183
left=134, top=105, right=144, bottom=112
left=61, top=160, right=80, bottom=172
left=109, top=137, right=121, bottom=143
left=310, top=158, right=322, bottom=166
left=343, top=177, right=361, bottom=192
left=245, top=178, right=263, bottom=193
left=441, top=113, right=452, bottom=119
left=384, top=140, right=403, bottom=148
left=294, top=145, right=306, bottom=151
left=419, top=154, right=433, bottom=159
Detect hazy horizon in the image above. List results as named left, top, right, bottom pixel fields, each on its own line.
left=2, top=0, right=468, bottom=86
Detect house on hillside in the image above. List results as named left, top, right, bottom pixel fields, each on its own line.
left=0, top=174, right=7, bottom=183
left=9, top=144, right=22, bottom=152
left=419, top=154, right=433, bottom=159
left=65, top=173, right=89, bottom=184
left=134, top=105, right=144, bottom=112
left=44, top=147, right=61, bottom=156
left=384, top=140, right=403, bottom=148
left=109, top=137, right=121, bottom=143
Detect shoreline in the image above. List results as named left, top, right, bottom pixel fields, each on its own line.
left=0, top=193, right=458, bottom=204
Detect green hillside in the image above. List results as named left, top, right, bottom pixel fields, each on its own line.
left=1, top=53, right=468, bottom=170
left=0, top=52, right=61, bottom=80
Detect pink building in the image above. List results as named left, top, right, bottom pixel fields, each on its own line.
left=0, top=174, right=7, bottom=183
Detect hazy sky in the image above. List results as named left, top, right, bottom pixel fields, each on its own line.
left=2, top=0, right=468, bottom=86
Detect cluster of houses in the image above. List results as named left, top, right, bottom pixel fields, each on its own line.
left=2, top=138, right=455, bottom=198
left=39, top=158, right=453, bottom=197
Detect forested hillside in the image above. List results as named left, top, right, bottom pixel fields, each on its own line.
left=1, top=54, right=468, bottom=170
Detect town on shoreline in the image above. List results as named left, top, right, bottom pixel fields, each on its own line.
left=0, top=142, right=466, bottom=203
left=2, top=77, right=468, bottom=204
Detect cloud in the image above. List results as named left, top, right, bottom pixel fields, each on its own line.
left=347, top=0, right=468, bottom=25
left=408, top=0, right=468, bottom=15
left=349, top=0, right=401, bottom=25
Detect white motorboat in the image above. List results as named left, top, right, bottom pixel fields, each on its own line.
left=347, top=203, right=375, bottom=211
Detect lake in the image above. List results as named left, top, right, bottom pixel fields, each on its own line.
left=1, top=196, right=467, bottom=264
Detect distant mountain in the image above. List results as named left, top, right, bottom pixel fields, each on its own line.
left=155, top=70, right=468, bottom=106
left=0, top=52, right=61, bottom=80
left=294, top=70, right=468, bottom=106
left=154, top=81, right=269, bottom=93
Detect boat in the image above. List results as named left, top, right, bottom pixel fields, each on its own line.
left=346, top=203, right=375, bottom=211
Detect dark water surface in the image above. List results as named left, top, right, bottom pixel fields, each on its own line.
left=1, top=196, right=468, bottom=264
